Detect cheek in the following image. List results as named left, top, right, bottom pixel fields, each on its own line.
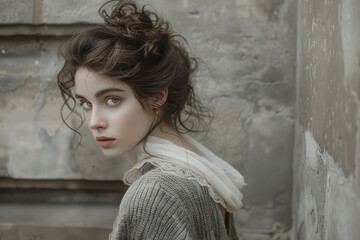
left=84, top=113, right=90, bottom=125
left=113, top=101, right=153, bottom=139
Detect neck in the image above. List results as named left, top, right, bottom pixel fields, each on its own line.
left=150, top=122, right=179, bottom=139
left=149, top=123, right=203, bottom=157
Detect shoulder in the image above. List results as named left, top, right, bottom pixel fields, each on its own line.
left=125, top=166, right=209, bottom=203
left=111, top=168, right=193, bottom=239
left=122, top=166, right=223, bottom=227
left=110, top=166, right=228, bottom=240
left=123, top=167, right=187, bottom=203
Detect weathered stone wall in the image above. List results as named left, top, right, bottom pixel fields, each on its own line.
left=293, top=0, right=360, bottom=239
left=0, top=0, right=297, bottom=239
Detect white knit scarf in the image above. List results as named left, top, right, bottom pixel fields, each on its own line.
left=124, top=134, right=246, bottom=213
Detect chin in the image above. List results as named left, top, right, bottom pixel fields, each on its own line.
left=101, top=148, right=126, bottom=159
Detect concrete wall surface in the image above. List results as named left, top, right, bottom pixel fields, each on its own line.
left=0, top=0, right=296, bottom=239
left=293, top=0, right=360, bottom=239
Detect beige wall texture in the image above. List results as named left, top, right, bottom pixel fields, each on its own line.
left=292, top=0, right=360, bottom=239
left=1, top=0, right=297, bottom=239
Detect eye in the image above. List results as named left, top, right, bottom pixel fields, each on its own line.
left=106, top=97, right=121, bottom=106
left=80, top=101, right=92, bottom=110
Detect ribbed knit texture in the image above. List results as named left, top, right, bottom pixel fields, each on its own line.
left=109, top=163, right=229, bottom=240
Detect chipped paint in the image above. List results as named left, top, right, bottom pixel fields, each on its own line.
left=294, top=0, right=360, bottom=239
left=298, top=0, right=359, bottom=176
left=293, top=126, right=360, bottom=240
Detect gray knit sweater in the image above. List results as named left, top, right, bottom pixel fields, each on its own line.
left=108, top=163, right=230, bottom=240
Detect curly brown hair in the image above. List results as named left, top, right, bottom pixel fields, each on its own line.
left=57, top=0, right=214, bottom=151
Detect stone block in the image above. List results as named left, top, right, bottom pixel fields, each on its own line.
left=0, top=221, right=111, bottom=240
left=0, top=0, right=34, bottom=24
left=42, top=0, right=104, bottom=24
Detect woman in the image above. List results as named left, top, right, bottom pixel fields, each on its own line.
left=57, top=0, right=245, bottom=239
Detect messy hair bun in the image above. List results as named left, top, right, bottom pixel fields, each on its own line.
left=57, top=0, right=213, bottom=146
left=101, top=1, right=170, bottom=65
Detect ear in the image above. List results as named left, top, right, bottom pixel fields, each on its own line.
left=150, top=88, right=168, bottom=108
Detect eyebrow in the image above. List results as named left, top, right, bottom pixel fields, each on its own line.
left=75, top=87, right=126, bottom=99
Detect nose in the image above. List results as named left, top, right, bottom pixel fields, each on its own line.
left=88, top=107, right=107, bottom=130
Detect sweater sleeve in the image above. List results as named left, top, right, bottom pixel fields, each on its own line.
left=108, top=176, right=194, bottom=240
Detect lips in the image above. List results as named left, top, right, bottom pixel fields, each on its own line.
left=96, top=136, right=115, bottom=147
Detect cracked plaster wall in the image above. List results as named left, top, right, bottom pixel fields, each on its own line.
left=293, top=0, right=360, bottom=239
left=0, top=0, right=296, bottom=239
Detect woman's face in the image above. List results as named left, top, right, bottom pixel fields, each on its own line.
left=74, top=67, right=155, bottom=158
